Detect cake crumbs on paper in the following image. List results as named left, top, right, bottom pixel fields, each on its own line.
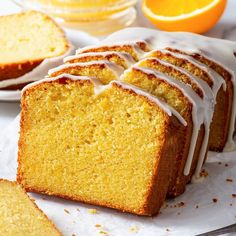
left=95, top=224, right=102, bottom=228
left=129, top=225, right=140, bottom=233
left=232, top=194, right=236, bottom=198
left=212, top=198, right=218, bottom=203
left=226, top=178, right=233, bottom=182
left=64, top=209, right=70, bottom=214
left=88, top=208, right=98, bottom=214
left=99, top=230, right=109, bottom=235
left=177, top=201, right=185, bottom=207
left=163, top=202, right=169, bottom=209
left=200, top=169, right=208, bottom=178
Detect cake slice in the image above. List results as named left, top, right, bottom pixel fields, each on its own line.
left=122, top=66, right=210, bottom=196
left=146, top=49, right=229, bottom=152
left=17, top=74, right=186, bottom=216
left=64, top=51, right=135, bottom=69
left=165, top=48, right=234, bottom=152
left=0, top=179, right=60, bottom=236
left=76, top=41, right=150, bottom=61
left=0, top=11, right=71, bottom=90
left=48, top=61, right=124, bottom=84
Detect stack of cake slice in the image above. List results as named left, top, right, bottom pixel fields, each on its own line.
left=17, top=28, right=236, bottom=215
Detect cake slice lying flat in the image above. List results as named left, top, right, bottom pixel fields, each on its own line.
left=0, top=179, right=61, bottom=236
left=17, top=74, right=186, bottom=216
left=0, top=11, right=70, bottom=90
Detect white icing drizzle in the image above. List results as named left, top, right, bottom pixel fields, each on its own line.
left=21, top=73, right=102, bottom=95
left=64, top=51, right=135, bottom=68
left=137, top=57, right=215, bottom=178
left=160, top=49, right=236, bottom=152
left=104, top=27, right=236, bottom=152
left=22, top=73, right=186, bottom=126
left=161, top=49, right=226, bottom=94
left=110, top=81, right=187, bottom=126
left=48, top=60, right=124, bottom=80
left=125, top=65, right=211, bottom=176
left=0, top=45, right=74, bottom=89
left=76, top=40, right=148, bottom=60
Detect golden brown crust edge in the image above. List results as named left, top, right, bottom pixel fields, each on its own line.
left=0, top=179, right=62, bottom=235
left=142, top=114, right=185, bottom=215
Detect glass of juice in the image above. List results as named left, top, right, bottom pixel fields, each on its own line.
left=13, top=0, right=137, bottom=35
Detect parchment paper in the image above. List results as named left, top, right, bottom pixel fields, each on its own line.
left=1, top=115, right=236, bottom=236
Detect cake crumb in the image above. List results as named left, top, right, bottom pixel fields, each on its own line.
left=72, top=234, right=76, bottom=236
left=77, top=208, right=80, bottom=212
left=166, top=228, right=170, bottom=232
left=99, top=230, right=108, bottom=235
left=64, top=209, right=70, bottom=214
left=177, top=212, right=181, bottom=215
left=230, top=203, right=233, bottom=206
left=218, top=162, right=222, bottom=165
left=95, top=224, right=102, bottom=228
left=212, top=198, right=218, bottom=203
left=88, top=208, right=98, bottom=214
left=177, top=201, right=185, bottom=207
left=232, top=194, right=236, bottom=198
left=195, top=205, right=199, bottom=209
left=225, top=163, right=229, bottom=167
left=200, top=169, right=208, bottom=178
left=129, top=225, right=139, bottom=233
left=226, top=178, right=233, bottom=182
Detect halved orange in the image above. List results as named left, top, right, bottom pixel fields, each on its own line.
left=142, top=0, right=227, bottom=34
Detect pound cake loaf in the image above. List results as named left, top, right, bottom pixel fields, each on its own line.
left=18, top=74, right=186, bottom=216
left=0, top=179, right=61, bottom=236
left=0, top=11, right=72, bottom=90
left=17, top=27, right=236, bottom=214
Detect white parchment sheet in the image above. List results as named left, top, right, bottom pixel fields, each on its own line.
left=0, top=116, right=236, bottom=236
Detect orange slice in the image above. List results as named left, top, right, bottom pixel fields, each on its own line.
left=142, top=0, right=227, bottom=34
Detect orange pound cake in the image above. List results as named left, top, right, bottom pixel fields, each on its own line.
left=18, top=74, right=186, bottom=216
left=17, top=27, right=236, bottom=214
left=0, top=11, right=72, bottom=90
left=0, top=179, right=61, bottom=236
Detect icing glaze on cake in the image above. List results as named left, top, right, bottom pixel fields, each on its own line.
left=22, top=73, right=187, bottom=126
left=103, top=27, right=236, bottom=152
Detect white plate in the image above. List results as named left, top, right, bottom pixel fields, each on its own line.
left=0, top=28, right=99, bottom=102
